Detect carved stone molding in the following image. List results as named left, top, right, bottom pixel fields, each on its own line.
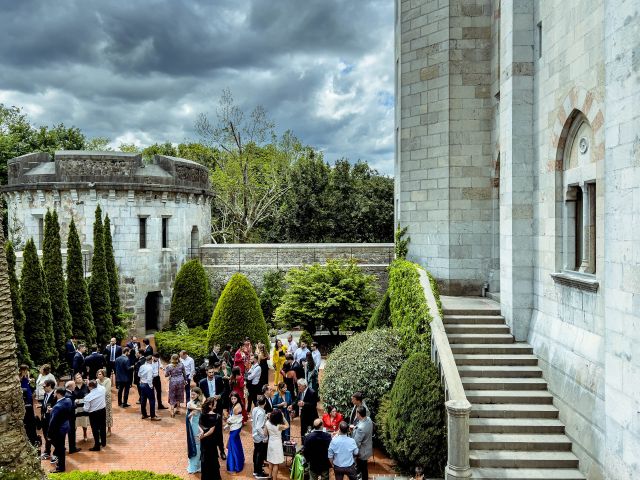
left=550, top=271, right=599, bottom=292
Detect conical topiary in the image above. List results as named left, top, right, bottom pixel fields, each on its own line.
left=103, top=214, right=121, bottom=327
left=66, top=218, right=96, bottom=344
left=43, top=209, right=73, bottom=365
left=20, top=238, right=56, bottom=367
left=207, top=273, right=269, bottom=350
left=5, top=241, right=32, bottom=367
left=170, top=259, right=213, bottom=328
left=89, top=205, right=112, bottom=346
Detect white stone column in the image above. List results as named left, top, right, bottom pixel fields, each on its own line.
left=579, top=182, right=591, bottom=273
left=445, top=399, right=472, bottom=479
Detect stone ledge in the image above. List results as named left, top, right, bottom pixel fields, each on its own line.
left=550, top=271, right=599, bottom=292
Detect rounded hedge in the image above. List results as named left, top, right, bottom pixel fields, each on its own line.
left=169, top=259, right=213, bottom=328
left=155, top=325, right=209, bottom=363
left=379, top=352, right=446, bottom=476
left=320, top=329, right=404, bottom=420
left=207, top=273, right=269, bottom=350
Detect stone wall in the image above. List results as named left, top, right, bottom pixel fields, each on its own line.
left=199, top=243, right=394, bottom=293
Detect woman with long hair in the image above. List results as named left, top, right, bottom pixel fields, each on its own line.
left=282, top=354, right=297, bottom=400
left=19, top=365, right=38, bottom=446
left=96, top=369, right=113, bottom=435
left=322, top=405, right=344, bottom=433
left=165, top=353, right=187, bottom=417
left=272, top=382, right=292, bottom=440
left=257, top=342, right=270, bottom=393
left=265, top=409, right=289, bottom=480
left=228, top=366, right=248, bottom=423
left=187, top=386, right=204, bottom=474
left=305, top=351, right=318, bottom=392
left=225, top=392, right=245, bottom=474
left=73, top=372, right=90, bottom=442
left=271, top=339, right=287, bottom=386
left=199, top=396, right=222, bottom=479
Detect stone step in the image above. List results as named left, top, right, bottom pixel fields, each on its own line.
left=443, top=315, right=506, bottom=325
left=470, top=468, right=585, bottom=479
left=466, top=390, right=554, bottom=404
left=463, top=378, right=548, bottom=391
left=470, top=450, right=579, bottom=468
left=446, top=324, right=512, bottom=335
left=469, top=433, right=572, bottom=451
left=469, top=418, right=565, bottom=434
left=458, top=366, right=543, bottom=378
left=447, top=334, right=514, bottom=344
left=450, top=343, right=533, bottom=354
left=455, top=354, right=539, bottom=366
left=471, top=404, right=559, bottom=419
left=442, top=307, right=502, bottom=316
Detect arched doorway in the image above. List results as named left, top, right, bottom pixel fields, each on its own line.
left=145, top=291, right=162, bottom=332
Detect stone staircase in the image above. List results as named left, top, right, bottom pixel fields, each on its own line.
left=441, top=297, right=585, bottom=480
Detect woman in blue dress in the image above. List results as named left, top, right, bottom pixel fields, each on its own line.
left=225, top=391, right=244, bottom=473
left=186, top=386, right=204, bottom=474
left=272, top=382, right=293, bottom=440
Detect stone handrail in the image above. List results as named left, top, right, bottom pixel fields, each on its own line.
left=418, top=269, right=472, bottom=479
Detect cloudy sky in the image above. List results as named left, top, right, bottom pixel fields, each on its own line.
left=0, top=0, right=394, bottom=174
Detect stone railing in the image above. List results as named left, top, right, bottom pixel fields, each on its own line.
left=419, top=269, right=471, bottom=479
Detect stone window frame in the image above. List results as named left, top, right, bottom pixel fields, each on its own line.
left=161, top=215, right=171, bottom=250
left=138, top=215, right=149, bottom=250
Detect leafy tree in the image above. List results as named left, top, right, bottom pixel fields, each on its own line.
left=367, top=289, right=391, bottom=330
left=299, top=329, right=314, bottom=348
left=43, top=209, right=73, bottom=365
left=169, top=259, right=213, bottom=328
left=89, top=205, right=112, bottom=346
left=20, top=239, right=56, bottom=367
left=207, top=273, right=269, bottom=350
left=395, top=224, right=410, bottom=259
left=85, top=136, right=112, bottom=151
left=103, top=214, right=120, bottom=327
left=379, top=352, right=446, bottom=476
left=141, top=142, right=177, bottom=162
left=5, top=241, right=31, bottom=366
left=66, top=218, right=95, bottom=343
left=177, top=142, right=221, bottom=171
left=275, top=260, right=379, bottom=335
left=259, top=269, right=286, bottom=326
left=118, top=143, right=140, bottom=153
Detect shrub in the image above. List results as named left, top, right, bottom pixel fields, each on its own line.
left=169, top=259, right=213, bottom=328
left=275, top=260, right=378, bottom=335
left=155, top=324, right=208, bottom=364
left=5, top=241, right=32, bottom=367
left=104, top=214, right=121, bottom=327
left=320, top=329, right=404, bottom=420
left=259, top=269, right=286, bottom=325
left=367, top=289, right=390, bottom=330
left=394, top=223, right=410, bottom=259
left=207, top=273, right=269, bottom=350
left=388, top=259, right=432, bottom=354
left=379, top=352, right=446, bottom=476
left=48, top=471, right=183, bottom=480
left=299, top=329, right=314, bottom=347
left=89, top=205, right=113, bottom=346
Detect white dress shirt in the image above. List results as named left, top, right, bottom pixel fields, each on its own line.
left=181, top=355, right=195, bottom=380
left=288, top=340, right=298, bottom=357
left=247, top=364, right=262, bottom=385
left=294, top=347, right=309, bottom=363
left=108, top=344, right=118, bottom=362
left=83, top=385, right=106, bottom=413
left=151, top=360, right=160, bottom=377
left=138, top=363, right=154, bottom=385
left=311, top=349, right=321, bottom=370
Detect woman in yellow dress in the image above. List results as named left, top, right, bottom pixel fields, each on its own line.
left=272, top=338, right=287, bottom=385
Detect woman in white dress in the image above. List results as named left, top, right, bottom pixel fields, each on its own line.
left=264, top=409, right=289, bottom=480
left=35, top=364, right=56, bottom=402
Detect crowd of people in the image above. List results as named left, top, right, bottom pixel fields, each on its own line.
left=19, top=333, right=376, bottom=479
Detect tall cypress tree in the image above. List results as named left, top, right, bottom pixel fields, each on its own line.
left=66, top=218, right=96, bottom=344
left=43, top=209, right=73, bottom=365
left=103, top=214, right=120, bottom=327
left=5, top=241, right=32, bottom=367
left=20, top=238, right=56, bottom=367
left=89, top=205, right=112, bottom=346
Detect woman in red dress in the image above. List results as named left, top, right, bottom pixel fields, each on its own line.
left=228, top=366, right=248, bottom=423
left=322, top=405, right=344, bottom=433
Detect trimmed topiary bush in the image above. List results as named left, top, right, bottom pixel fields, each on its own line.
left=5, top=241, right=32, bottom=367
left=169, top=259, right=213, bottom=328
left=49, top=471, right=183, bottom=480
left=379, top=352, right=446, bottom=476
left=89, top=205, right=113, bottom=346
left=320, top=329, right=404, bottom=420
left=367, top=289, right=390, bottom=330
left=388, top=259, right=432, bottom=354
left=103, top=214, right=121, bottom=327
left=207, top=273, right=269, bottom=350
left=155, top=323, right=209, bottom=364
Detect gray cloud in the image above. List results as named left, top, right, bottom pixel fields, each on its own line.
left=0, top=0, right=394, bottom=174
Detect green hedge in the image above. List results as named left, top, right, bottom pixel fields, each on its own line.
left=169, top=259, right=213, bottom=328
left=388, top=259, right=432, bottom=354
left=320, top=329, right=404, bottom=420
left=49, top=471, right=182, bottom=480
left=367, top=289, right=390, bottom=330
left=379, top=352, right=446, bottom=476
left=155, top=326, right=208, bottom=363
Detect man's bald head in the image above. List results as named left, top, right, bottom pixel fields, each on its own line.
left=313, top=418, right=323, bottom=430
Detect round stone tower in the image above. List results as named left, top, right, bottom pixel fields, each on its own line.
left=3, top=150, right=213, bottom=334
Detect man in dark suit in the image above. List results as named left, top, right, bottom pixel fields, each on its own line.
left=132, top=350, right=146, bottom=404
left=208, top=344, right=221, bottom=365
left=72, top=344, right=87, bottom=378
left=103, top=337, right=122, bottom=379
left=198, top=364, right=227, bottom=459
left=115, top=347, right=133, bottom=407
left=39, top=379, right=57, bottom=460
left=48, top=387, right=72, bottom=473
left=262, top=384, right=274, bottom=414
left=142, top=338, right=153, bottom=356
left=65, top=336, right=78, bottom=376
left=63, top=381, right=81, bottom=454
left=303, top=418, right=332, bottom=480
left=296, top=379, right=319, bottom=436
left=84, top=344, right=106, bottom=380
left=126, top=336, right=141, bottom=364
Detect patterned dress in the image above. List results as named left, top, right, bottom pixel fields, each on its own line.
left=165, top=362, right=187, bottom=406
left=97, top=377, right=113, bottom=428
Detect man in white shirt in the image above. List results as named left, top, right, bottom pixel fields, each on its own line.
left=151, top=353, right=167, bottom=409
left=246, top=354, right=262, bottom=411
left=287, top=333, right=298, bottom=358
left=294, top=341, right=310, bottom=363
left=180, top=350, right=195, bottom=402
left=138, top=356, right=161, bottom=421
left=83, top=380, right=107, bottom=451
left=311, top=342, right=321, bottom=371
left=251, top=395, right=269, bottom=478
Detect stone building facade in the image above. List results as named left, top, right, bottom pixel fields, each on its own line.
left=3, top=151, right=212, bottom=334
left=396, top=1, right=639, bottom=479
